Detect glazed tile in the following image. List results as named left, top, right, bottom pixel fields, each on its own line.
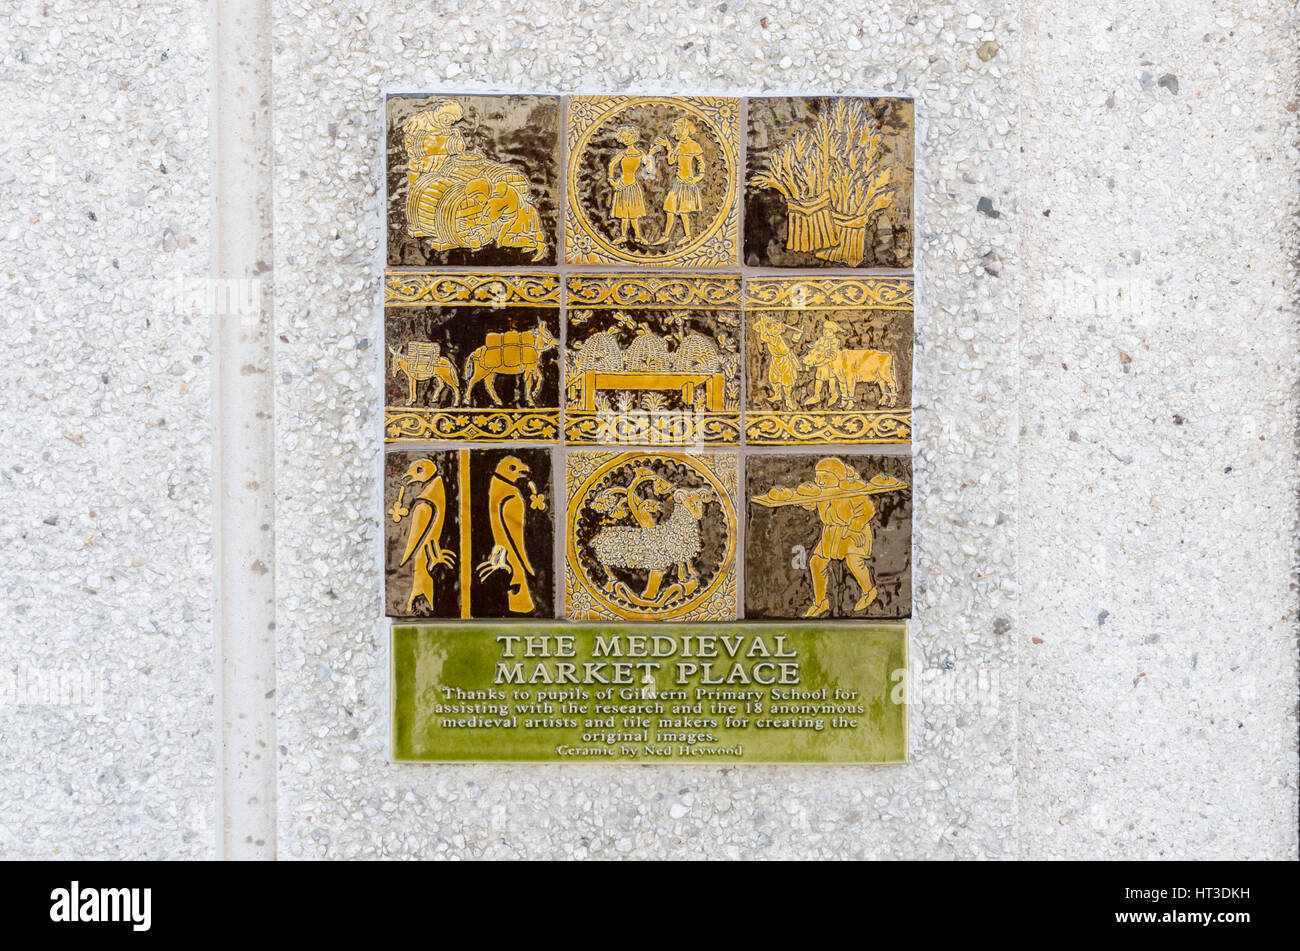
left=386, top=94, right=560, bottom=267
left=564, top=273, right=741, bottom=445
left=565, top=449, right=739, bottom=621
left=565, top=96, right=740, bottom=268
left=744, top=452, right=911, bottom=620
left=392, top=621, right=908, bottom=763
left=385, top=447, right=555, bottom=619
left=745, top=97, right=913, bottom=269
left=745, top=276, right=912, bottom=444
left=385, top=272, right=560, bottom=442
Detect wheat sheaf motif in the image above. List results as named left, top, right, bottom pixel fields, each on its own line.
left=751, top=99, right=899, bottom=266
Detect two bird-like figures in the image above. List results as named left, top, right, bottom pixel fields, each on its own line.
left=393, top=455, right=544, bottom=615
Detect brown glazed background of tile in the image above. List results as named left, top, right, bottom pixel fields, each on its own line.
left=386, top=94, right=560, bottom=267
left=567, top=97, right=738, bottom=267
left=384, top=304, right=559, bottom=411
left=384, top=448, right=555, bottom=619
left=744, top=453, right=911, bottom=620
left=745, top=97, right=914, bottom=269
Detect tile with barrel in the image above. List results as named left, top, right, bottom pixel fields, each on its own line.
left=386, top=93, right=560, bottom=267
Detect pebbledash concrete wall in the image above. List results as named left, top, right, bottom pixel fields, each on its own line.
left=0, top=0, right=1294, bottom=860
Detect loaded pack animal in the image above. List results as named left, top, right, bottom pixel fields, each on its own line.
left=390, top=341, right=459, bottom=406
left=462, top=322, right=557, bottom=406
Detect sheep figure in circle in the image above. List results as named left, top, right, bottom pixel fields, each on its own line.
left=588, top=467, right=716, bottom=607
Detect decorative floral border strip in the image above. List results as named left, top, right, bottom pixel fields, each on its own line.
left=564, top=411, right=741, bottom=445
left=566, top=274, right=741, bottom=309
left=744, top=411, right=911, bottom=444
left=744, top=277, right=913, bottom=311
left=385, top=408, right=561, bottom=442
left=384, top=272, right=561, bottom=308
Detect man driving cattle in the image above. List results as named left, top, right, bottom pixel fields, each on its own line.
left=801, top=319, right=899, bottom=409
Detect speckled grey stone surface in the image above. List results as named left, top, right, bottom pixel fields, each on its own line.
left=0, top=3, right=215, bottom=857
left=1019, top=2, right=1299, bottom=859
left=1, top=0, right=1295, bottom=861
left=271, top=1, right=1021, bottom=859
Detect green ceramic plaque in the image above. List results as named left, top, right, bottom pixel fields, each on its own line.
left=392, top=622, right=907, bottom=763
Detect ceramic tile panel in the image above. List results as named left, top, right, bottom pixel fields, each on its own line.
left=745, top=96, right=914, bottom=269
left=564, top=274, right=742, bottom=445
left=565, top=450, right=739, bottom=622
left=565, top=96, right=740, bottom=268
left=392, top=621, right=908, bottom=763
left=379, top=93, right=917, bottom=770
left=745, top=276, right=912, bottom=444
left=744, top=452, right=911, bottom=620
left=384, top=271, right=561, bottom=442
left=385, top=447, right=556, bottom=619
left=386, top=94, right=560, bottom=267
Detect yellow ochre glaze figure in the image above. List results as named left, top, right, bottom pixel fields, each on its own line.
left=477, top=456, right=539, bottom=614
left=802, top=319, right=899, bottom=409
left=395, top=459, right=456, bottom=613
left=751, top=458, right=907, bottom=618
left=402, top=99, right=548, bottom=260
left=803, top=320, right=842, bottom=406
left=753, top=314, right=803, bottom=411
left=486, top=180, right=545, bottom=252
left=389, top=340, right=459, bottom=407
left=650, top=118, right=706, bottom=245
left=607, top=125, right=649, bottom=244
left=404, top=100, right=467, bottom=174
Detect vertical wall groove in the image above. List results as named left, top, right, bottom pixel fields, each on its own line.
left=213, top=0, right=277, bottom=860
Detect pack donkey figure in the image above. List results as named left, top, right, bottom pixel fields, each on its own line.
left=462, top=322, right=558, bottom=406
left=390, top=341, right=460, bottom=406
